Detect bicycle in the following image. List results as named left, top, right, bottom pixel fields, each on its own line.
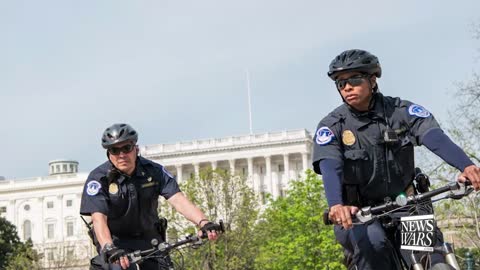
left=324, top=175, right=474, bottom=270
left=124, top=220, right=225, bottom=270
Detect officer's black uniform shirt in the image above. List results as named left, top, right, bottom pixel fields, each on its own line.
left=80, top=156, right=180, bottom=240
left=312, top=93, right=440, bottom=205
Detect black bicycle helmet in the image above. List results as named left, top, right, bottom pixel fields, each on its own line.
left=101, top=123, right=138, bottom=149
left=328, top=49, right=382, bottom=80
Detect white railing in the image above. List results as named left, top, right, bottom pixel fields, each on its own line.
left=140, top=129, right=312, bottom=155
left=0, top=173, right=87, bottom=190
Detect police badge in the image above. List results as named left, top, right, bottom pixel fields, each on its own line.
left=108, top=183, right=119, bottom=194
left=342, top=130, right=356, bottom=146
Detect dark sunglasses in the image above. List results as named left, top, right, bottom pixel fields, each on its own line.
left=335, top=75, right=368, bottom=90
left=108, top=143, right=135, bottom=155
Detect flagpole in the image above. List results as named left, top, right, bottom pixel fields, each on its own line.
left=246, top=69, right=253, bottom=135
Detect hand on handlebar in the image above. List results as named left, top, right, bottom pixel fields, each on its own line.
left=459, top=165, right=480, bottom=191
left=197, top=221, right=224, bottom=241
left=329, top=204, right=359, bottom=229
left=101, top=243, right=130, bottom=269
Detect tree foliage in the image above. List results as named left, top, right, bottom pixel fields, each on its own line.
left=158, top=168, right=260, bottom=270
left=424, top=21, right=480, bottom=250
left=4, top=239, right=41, bottom=270
left=253, top=170, right=345, bottom=270
left=40, top=242, right=88, bottom=270
left=0, top=216, right=20, bottom=269
left=0, top=217, right=40, bottom=270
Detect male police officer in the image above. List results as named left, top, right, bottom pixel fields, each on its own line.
left=312, top=49, right=480, bottom=270
left=80, top=123, right=219, bottom=270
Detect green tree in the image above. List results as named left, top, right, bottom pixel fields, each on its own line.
left=422, top=20, right=480, bottom=253
left=253, top=170, right=345, bottom=270
left=0, top=216, right=20, bottom=269
left=158, top=168, right=260, bottom=270
left=0, top=217, right=40, bottom=270
left=435, top=29, right=480, bottom=246
left=4, top=239, right=40, bottom=270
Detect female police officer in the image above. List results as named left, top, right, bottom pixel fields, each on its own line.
left=80, top=123, right=219, bottom=270
left=312, top=49, right=480, bottom=270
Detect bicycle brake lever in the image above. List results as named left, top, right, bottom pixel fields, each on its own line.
left=450, top=182, right=474, bottom=200
left=356, top=206, right=374, bottom=223
left=127, top=251, right=142, bottom=264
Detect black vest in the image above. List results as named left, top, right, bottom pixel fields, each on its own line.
left=334, top=94, right=415, bottom=205
left=102, top=163, right=163, bottom=239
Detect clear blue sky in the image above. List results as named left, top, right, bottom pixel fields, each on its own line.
left=1, top=1, right=479, bottom=179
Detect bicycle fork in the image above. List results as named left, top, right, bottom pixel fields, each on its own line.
left=438, top=243, right=460, bottom=270
left=410, top=243, right=460, bottom=270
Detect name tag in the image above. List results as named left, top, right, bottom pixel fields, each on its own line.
left=400, top=214, right=436, bottom=251
left=141, top=182, right=157, bottom=188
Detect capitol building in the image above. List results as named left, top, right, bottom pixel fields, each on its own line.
left=0, top=129, right=313, bottom=269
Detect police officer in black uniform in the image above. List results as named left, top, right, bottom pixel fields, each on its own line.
left=80, top=123, right=219, bottom=270
left=312, top=49, right=480, bottom=270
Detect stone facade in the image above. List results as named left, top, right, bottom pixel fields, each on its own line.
left=141, top=129, right=313, bottom=199
left=0, top=165, right=93, bottom=269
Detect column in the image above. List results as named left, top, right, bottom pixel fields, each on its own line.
left=283, top=153, right=290, bottom=190
left=229, top=159, right=235, bottom=175
left=58, top=195, right=64, bottom=242
left=76, top=194, right=83, bottom=240
left=211, top=161, right=217, bottom=170
left=302, top=152, right=308, bottom=174
left=37, top=197, right=44, bottom=243
left=193, top=163, right=200, bottom=178
left=9, top=200, right=16, bottom=229
left=247, top=157, right=255, bottom=190
left=175, top=164, right=183, bottom=183
left=265, top=156, right=273, bottom=195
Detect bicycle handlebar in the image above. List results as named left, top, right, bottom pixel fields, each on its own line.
left=126, top=220, right=225, bottom=265
left=323, top=180, right=473, bottom=225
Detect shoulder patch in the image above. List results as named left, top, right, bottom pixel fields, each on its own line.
left=408, top=104, right=431, bottom=118
left=86, top=180, right=102, bottom=196
left=162, top=167, right=174, bottom=178
left=315, top=126, right=335, bottom=145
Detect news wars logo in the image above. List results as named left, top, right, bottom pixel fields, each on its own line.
left=400, top=214, right=436, bottom=252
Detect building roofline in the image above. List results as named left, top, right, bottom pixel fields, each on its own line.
left=140, top=129, right=313, bottom=158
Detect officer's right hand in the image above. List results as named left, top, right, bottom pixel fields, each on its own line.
left=459, top=164, right=480, bottom=191
left=101, top=243, right=130, bottom=269
left=329, top=204, right=359, bottom=229
left=198, top=221, right=222, bottom=241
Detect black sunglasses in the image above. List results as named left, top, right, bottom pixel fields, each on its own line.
left=335, top=75, right=368, bottom=90
left=108, top=143, right=135, bottom=155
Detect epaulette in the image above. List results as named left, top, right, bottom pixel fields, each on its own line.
left=321, top=104, right=347, bottom=127
left=397, top=98, right=413, bottom=108
left=137, top=158, right=161, bottom=182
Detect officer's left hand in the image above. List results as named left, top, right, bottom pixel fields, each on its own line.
left=101, top=243, right=130, bottom=269
left=329, top=204, right=359, bottom=229
left=458, top=164, right=480, bottom=191
left=198, top=221, right=219, bottom=241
